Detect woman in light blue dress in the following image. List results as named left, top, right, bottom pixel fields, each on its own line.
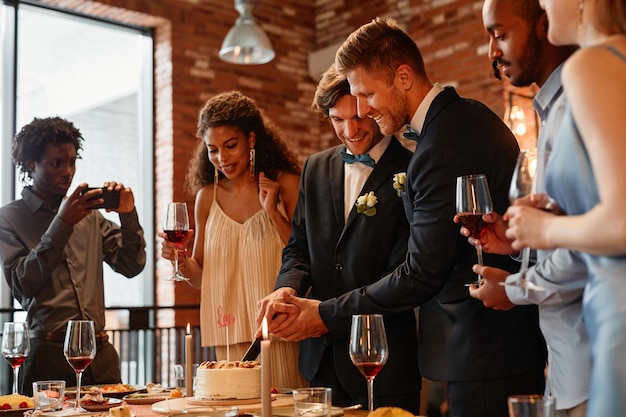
left=502, top=0, right=626, bottom=415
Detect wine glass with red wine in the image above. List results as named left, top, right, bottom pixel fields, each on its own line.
left=64, top=320, right=96, bottom=410
left=163, top=202, right=190, bottom=281
left=506, top=149, right=552, bottom=293
left=349, top=314, right=389, bottom=413
left=456, top=174, right=494, bottom=286
left=2, top=322, right=30, bottom=394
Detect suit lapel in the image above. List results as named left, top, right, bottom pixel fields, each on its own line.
left=330, top=147, right=347, bottom=230
left=420, top=87, right=459, bottom=142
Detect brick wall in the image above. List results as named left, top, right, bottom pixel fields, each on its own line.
left=37, top=0, right=526, bottom=325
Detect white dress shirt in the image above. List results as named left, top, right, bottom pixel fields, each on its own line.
left=343, top=135, right=392, bottom=221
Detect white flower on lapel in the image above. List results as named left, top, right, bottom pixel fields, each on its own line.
left=355, top=191, right=378, bottom=217
left=392, top=172, right=406, bottom=197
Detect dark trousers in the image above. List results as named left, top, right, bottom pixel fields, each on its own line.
left=20, top=338, right=122, bottom=395
left=447, top=369, right=545, bottom=417
left=310, top=346, right=421, bottom=414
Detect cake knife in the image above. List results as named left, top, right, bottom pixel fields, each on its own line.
left=241, top=337, right=262, bottom=361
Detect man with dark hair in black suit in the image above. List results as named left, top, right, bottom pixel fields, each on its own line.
left=257, top=63, right=421, bottom=413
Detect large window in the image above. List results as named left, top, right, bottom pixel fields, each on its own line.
left=0, top=3, right=154, bottom=320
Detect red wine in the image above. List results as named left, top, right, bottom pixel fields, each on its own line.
left=457, top=213, right=486, bottom=238
left=3, top=354, right=26, bottom=368
left=66, top=355, right=93, bottom=372
left=164, top=230, right=188, bottom=243
left=354, top=361, right=384, bottom=379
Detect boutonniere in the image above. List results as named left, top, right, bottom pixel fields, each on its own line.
left=355, top=191, right=378, bottom=217
left=392, top=172, right=406, bottom=197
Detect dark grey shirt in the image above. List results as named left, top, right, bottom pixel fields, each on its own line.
left=0, top=187, right=146, bottom=333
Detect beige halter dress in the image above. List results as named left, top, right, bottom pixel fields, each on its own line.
left=200, top=184, right=306, bottom=389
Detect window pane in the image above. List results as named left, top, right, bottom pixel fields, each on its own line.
left=15, top=5, right=153, bottom=309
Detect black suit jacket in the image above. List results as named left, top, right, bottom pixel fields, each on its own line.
left=276, top=137, right=421, bottom=396
left=319, top=87, right=547, bottom=381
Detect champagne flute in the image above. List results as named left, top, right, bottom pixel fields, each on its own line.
left=349, top=314, right=389, bottom=413
left=456, top=174, right=493, bottom=286
left=64, top=320, right=96, bottom=410
left=506, top=149, right=552, bottom=293
left=163, top=202, right=190, bottom=281
left=2, top=322, right=30, bottom=394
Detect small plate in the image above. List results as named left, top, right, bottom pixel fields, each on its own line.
left=74, top=398, right=123, bottom=411
left=66, top=385, right=145, bottom=399
left=187, top=397, right=268, bottom=406
left=268, top=406, right=343, bottom=417
left=122, top=393, right=172, bottom=405
left=0, top=408, right=34, bottom=417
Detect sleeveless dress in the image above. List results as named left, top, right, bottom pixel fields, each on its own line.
left=545, top=45, right=626, bottom=416
left=200, top=183, right=306, bottom=389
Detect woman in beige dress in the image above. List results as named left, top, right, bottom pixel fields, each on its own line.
left=161, top=91, right=305, bottom=388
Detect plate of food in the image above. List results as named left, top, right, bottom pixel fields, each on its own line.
left=74, top=398, right=123, bottom=412
left=122, top=392, right=174, bottom=405
left=66, top=384, right=145, bottom=399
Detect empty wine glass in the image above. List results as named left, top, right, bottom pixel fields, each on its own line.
left=456, top=174, right=494, bottom=286
left=349, top=314, right=389, bottom=412
left=64, top=320, right=96, bottom=410
left=2, top=322, right=30, bottom=394
left=163, top=202, right=190, bottom=281
left=506, top=149, right=552, bottom=293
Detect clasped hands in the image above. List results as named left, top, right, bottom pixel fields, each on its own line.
left=254, top=287, right=328, bottom=342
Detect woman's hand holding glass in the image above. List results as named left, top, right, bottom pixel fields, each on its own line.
left=160, top=228, right=194, bottom=279
left=504, top=204, right=558, bottom=252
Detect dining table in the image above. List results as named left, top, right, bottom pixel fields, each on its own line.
left=124, top=398, right=369, bottom=417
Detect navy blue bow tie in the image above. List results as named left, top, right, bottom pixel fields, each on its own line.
left=340, top=150, right=376, bottom=168
left=403, top=126, right=419, bottom=142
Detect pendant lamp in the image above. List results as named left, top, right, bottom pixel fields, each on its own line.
left=219, top=0, right=275, bottom=65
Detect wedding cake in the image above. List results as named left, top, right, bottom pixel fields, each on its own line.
left=194, top=360, right=261, bottom=400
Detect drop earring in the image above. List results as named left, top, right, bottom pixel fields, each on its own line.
left=214, top=167, right=219, bottom=188
left=250, top=147, right=256, bottom=181
left=577, top=0, right=584, bottom=39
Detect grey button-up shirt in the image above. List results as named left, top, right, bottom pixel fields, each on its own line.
left=506, top=63, right=591, bottom=410
left=0, top=187, right=146, bottom=333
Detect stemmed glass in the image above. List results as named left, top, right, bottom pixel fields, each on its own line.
left=163, top=202, right=190, bottom=281
left=2, top=322, right=30, bottom=394
left=456, top=174, right=494, bottom=286
left=506, top=149, right=552, bottom=293
left=64, top=320, right=96, bottom=410
left=349, top=314, right=389, bottom=413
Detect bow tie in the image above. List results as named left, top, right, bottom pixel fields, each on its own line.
left=403, top=126, right=419, bottom=142
left=340, top=151, right=376, bottom=168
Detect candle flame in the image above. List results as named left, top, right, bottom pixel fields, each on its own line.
left=186, top=323, right=191, bottom=334
left=262, top=317, right=268, bottom=340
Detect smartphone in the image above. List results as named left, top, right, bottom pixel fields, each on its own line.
left=81, top=187, right=120, bottom=210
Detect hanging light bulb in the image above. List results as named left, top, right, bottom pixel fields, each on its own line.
left=219, top=0, right=275, bottom=65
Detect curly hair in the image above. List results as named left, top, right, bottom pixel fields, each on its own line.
left=12, top=116, right=84, bottom=184
left=185, top=91, right=301, bottom=195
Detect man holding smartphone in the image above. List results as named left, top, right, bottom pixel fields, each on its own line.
left=0, top=116, right=146, bottom=394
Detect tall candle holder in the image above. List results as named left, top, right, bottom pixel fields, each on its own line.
left=261, top=317, right=272, bottom=417
left=185, top=323, right=193, bottom=398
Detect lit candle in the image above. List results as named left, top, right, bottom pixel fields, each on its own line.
left=261, top=317, right=272, bottom=417
left=185, top=323, right=194, bottom=398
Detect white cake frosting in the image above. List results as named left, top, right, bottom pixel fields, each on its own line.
left=194, top=360, right=261, bottom=400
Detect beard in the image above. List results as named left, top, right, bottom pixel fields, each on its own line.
left=492, top=29, right=543, bottom=87
left=378, top=87, right=412, bottom=136
left=492, top=59, right=502, bottom=80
